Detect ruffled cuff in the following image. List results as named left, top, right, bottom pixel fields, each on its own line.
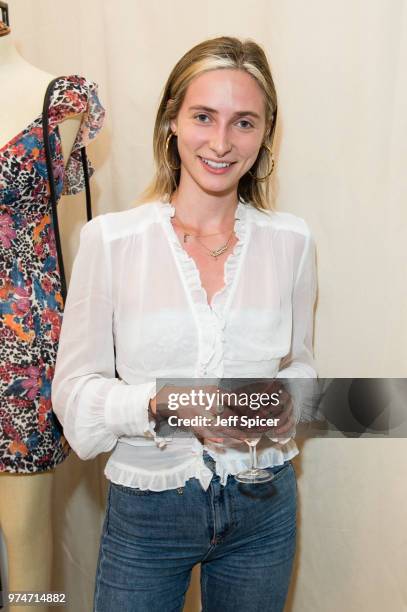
left=275, top=373, right=320, bottom=425
left=104, top=380, right=168, bottom=448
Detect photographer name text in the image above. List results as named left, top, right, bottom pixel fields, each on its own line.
left=168, top=415, right=281, bottom=428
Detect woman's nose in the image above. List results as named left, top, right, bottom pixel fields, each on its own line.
left=209, top=126, right=232, bottom=157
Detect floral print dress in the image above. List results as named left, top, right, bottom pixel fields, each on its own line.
left=0, top=75, right=105, bottom=473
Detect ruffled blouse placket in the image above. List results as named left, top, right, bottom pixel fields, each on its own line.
left=158, top=200, right=249, bottom=380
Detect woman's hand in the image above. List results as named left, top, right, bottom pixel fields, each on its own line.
left=148, top=381, right=295, bottom=443
left=149, top=385, right=249, bottom=443
left=220, top=379, right=296, bottom=440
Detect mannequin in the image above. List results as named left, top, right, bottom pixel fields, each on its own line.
left=0, top=29, right=80, bottom=163
left=0, top=25, right=81, bottom=612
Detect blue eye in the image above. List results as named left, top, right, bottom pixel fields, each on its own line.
left=195, top=113, right=210, bottom=123
left=237, top=120, right=254, bottom=129
left=193, top=114, right=254, bottom=128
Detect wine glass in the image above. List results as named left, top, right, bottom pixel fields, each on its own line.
left=234, top=436, right=274, bottom=483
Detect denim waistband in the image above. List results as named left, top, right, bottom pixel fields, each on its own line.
left=202, top=450, right=291, bottom=476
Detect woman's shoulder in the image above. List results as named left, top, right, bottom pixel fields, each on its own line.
left=82, top=200, right=165, bottom=242
left=245, top=203, right=312, bottom=237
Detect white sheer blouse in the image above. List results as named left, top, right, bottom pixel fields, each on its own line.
left=51, top=199, right=317, bottom=491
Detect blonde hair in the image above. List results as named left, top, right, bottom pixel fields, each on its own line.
left=138, top=36, right=278, bottom=211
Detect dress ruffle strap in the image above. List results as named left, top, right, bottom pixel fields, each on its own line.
left=45, top=75, right=105, bottom=195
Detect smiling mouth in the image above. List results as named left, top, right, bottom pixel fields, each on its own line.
left=199, top=156, right=236, bottom=169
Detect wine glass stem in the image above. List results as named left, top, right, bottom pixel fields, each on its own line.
left=250, top=443, right=258, bottom=470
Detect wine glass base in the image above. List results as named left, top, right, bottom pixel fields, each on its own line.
left=234, top=468, right=274, bottom=484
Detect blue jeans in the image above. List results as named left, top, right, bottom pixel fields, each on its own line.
left=93, top=453, right=297, bottom=612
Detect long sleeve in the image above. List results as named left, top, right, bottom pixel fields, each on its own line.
left=275, top=229, right=319, bottom=426
left=51, top=216, right=157, bottom=460
left=277, top=229, right=317, bottom=379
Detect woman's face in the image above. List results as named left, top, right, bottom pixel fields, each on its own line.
left=170, top=68, right=267, bottom=197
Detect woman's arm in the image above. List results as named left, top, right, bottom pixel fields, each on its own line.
left=277, top=229, right=317, bottom=379
left=51, top=217, right=157, bottom=460
left=274, top=228, right=318, bottom=426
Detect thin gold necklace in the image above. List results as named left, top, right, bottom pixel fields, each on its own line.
left=196, top=231, right=235, bottom=259
left=172, top=215, right=235, bottom=260
left=171, top=219, right=230, bottom=241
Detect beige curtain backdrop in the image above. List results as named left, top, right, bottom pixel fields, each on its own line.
left=2, top=1, right=407, bottom=610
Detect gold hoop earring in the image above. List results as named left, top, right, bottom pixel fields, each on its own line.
left=248, top=143, right=275, bottom=182
left=165, top=132, right=180, bottom=171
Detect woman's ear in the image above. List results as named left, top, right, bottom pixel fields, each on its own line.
left=167, top=98, right=177, bottom=134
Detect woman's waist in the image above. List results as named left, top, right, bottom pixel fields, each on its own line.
left=110, top=436, right=298, bottom=462
left=105, top=438, right=298, bottom=491
left=116, top=362, right=281, bottom=386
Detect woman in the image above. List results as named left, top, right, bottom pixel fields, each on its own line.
left=52, top=36, right=317, bottom=612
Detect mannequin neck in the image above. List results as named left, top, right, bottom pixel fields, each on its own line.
left=0, top=34, right=80, bottom=164
left=0, top=36, right=56, bottom=148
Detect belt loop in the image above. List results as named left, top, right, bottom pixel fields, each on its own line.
left=202, top=451, right=216, bottom=473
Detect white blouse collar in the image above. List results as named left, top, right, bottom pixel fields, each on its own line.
left=157, top=198, right=248, bottom=312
